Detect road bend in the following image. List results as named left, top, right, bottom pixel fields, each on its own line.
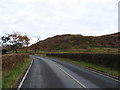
left=19, top=55, right=119, bottom=89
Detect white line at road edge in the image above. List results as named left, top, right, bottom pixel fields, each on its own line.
left=52, top=57, right=120, bottom=82
left=55, top=64, right=87, bottom=89
left=17, top=59, right=33, bottom=90
left=89, top=69, right=120, bottom=82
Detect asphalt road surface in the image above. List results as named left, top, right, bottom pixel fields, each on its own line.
left=19, top=55, right=119, bottom=89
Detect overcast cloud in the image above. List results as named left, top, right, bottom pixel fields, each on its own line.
left=0, top=0, right=119, bottom=44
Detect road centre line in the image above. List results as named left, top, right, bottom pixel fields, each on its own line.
left=55, top=64, right=88, bottom=89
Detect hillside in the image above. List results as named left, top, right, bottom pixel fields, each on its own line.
left=30, top=32, right=120, bottom=51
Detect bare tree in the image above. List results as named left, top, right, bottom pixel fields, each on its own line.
left=33, top=36, right=41, bottom=53
left=37, top=36, right=41, bottom=42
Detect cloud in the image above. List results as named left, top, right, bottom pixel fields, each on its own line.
left=0, top=0, right=119, bottom=44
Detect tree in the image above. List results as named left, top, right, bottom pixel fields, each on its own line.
left=33, top=36, right=40, bottom=53
left=1, top=34, right=11, bottom=45
left=10, top=32, right=22, bottom=53
left=1, top=34, right=11, bottom=54
left=1, top=32, right=30, bottom=53
left=37, top=36, right=40, bottom=42
left=22, top=35, right=30, bottom=52
left=22, top=35, right=30, bottom=47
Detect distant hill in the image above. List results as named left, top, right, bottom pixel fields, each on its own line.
left=30, top=32, right=120, bottom=51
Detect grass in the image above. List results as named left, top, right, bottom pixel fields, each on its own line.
left=89, top=47, right=118, bottom=53
left=35, top=47, right=118, bottom=54
left=69, top=47, right=118, bottom=53
left=2, top=57, right=32, bottom=88
left=47, top=56, right=120, bottom=78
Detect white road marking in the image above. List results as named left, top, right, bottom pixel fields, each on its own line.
left=89, top=69, right=120, bottom=82
left=17, top=56, right=119, bottom=89
left=17, top=59, right=33, bottom=90
left=51, top=57, right=120, bottom=82
left=55, top=64, right=87, bottom=89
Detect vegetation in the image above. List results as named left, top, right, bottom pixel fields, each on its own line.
left=2, top=57, right=32, bottom=88
left=38, top=47, right=118, bottom=54
left=1, top=32, right=30, bottom=54
left=2, top=53, right=29, bottom=71
left=30, top=32, right=119, bottom=53
left=1, top=32, right=119, bottom=88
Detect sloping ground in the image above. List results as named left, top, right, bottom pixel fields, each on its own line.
left=30, top=32, right=120, bottom=51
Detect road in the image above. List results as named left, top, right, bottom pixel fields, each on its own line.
left=18, top=55, right=119, bottom=89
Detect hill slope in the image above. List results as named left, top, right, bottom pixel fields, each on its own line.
left=30, top=32, right=119, bottom=51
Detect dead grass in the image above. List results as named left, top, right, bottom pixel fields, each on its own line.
left=2, top=53, right=29, bottom=72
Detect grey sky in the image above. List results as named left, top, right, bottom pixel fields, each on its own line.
left=0, top=0, right=119, bottom=44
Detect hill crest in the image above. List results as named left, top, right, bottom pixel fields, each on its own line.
left=30, top=32, right=119, bottom=51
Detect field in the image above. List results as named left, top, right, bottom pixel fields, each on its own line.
left=67, top=47, right=118, bottom=53
left=27, top=47, right=118, bottom=54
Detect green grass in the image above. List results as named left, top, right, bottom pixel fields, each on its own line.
left=70, top=47, right=118, bottom=53
left=89, top=47, right=118, bottom=53
left=47, top=56, right=120, bottom=78
left=35, top=47, right=118, bottom=54
left=2, top=58, right=32, bottom=88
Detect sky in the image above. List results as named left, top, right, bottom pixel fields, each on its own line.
left=0, top=0, right=119, bottom=44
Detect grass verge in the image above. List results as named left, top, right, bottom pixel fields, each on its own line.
left=2, top=57, right=32, bottom=88
left=47, top=56, right=120, bottom=78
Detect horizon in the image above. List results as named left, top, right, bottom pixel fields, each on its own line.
left=0, top=0, right=118, bottom=45
left=30, top=31, right=119, bottom=46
